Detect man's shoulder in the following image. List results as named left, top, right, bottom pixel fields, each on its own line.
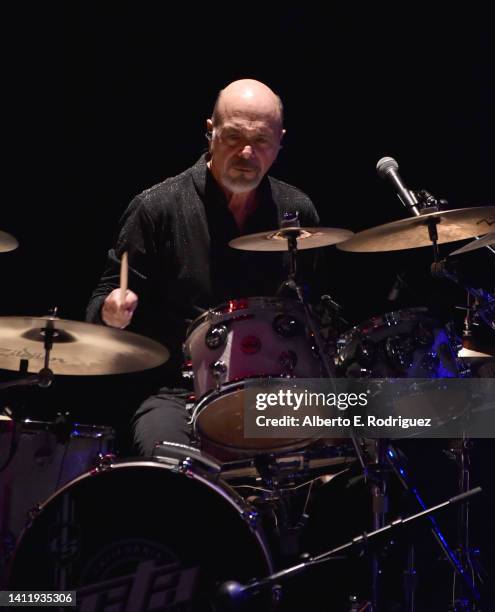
left=268, top=175, right=312, bottom=203
left=134, top=164, right=196, bottom=213
left=268, top=175, right=318, bottom=220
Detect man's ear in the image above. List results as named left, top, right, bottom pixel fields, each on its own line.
left=206, top=118, right=213, bottom=140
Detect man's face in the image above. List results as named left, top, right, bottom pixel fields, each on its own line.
left=208, top=112, right=283, bottom=194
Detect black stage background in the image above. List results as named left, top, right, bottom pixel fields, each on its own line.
left=1, top=4, right=494, bottom=609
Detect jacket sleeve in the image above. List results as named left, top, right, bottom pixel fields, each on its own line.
left=85, top=195, right=158, bottom=325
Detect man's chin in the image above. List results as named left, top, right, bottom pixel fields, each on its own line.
left=222, top=175, right=261, bottom=194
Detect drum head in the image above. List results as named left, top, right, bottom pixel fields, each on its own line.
left=6, top=461, right=272, bottom=610
left=194, top=384, right=313, bottom=458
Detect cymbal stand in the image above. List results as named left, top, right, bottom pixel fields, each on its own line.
left=446, top=436, right=488, bottom=611
left=276, top=214, right=335, bottom=378
left=431, top=259, right=495, bottom=332
left=0, top=317, right=57, bottom=392
left=386, top=444, right=482, bottom=609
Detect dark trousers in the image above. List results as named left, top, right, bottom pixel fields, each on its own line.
left=131, top=387, right=192, bottom=456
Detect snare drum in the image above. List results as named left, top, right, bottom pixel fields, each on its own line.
left=6, top=444, right=273, bottom=610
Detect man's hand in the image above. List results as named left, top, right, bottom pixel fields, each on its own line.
left=101, top=288, right=138, bottom=329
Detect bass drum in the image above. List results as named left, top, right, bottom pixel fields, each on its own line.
left=5, top=445, right=273, bottom=611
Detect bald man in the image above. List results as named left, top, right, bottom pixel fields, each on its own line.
left=87, top=79, right=320, bottom=456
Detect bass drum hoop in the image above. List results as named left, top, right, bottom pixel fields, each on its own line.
left=6, top=458, right=273, bottom=592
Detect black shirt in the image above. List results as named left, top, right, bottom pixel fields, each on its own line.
left=86, top=155, right=320, bottom=384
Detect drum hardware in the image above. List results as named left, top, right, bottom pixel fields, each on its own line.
left=215, top=486, right=482, bottom=611
left=93, top=452, right=118, bottom=472
left=431, top=259, right=495, bottom=334
left=446, top=436, right=490, bottom=611
left=211, top=359, right=228, bottom=389
left=271, top=212, right=336, bottom=380
left=220, top=447, right=356, bottom=488
left=386, top=445, right=482, bottom=609
left=153, top=441, right=223, bottom=478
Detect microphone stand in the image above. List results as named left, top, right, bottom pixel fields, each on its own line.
left=215, top=487, right=482, bottom=611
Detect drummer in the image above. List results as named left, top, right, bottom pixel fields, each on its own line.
left=86, top=78, right=321, bottom=455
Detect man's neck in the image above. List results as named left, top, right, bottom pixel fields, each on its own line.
left=226, top=191, right=258, bottom=232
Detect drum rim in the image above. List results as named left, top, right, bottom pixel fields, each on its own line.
left=185, top=295, right=306, bottom=339
left=338, top=306, right=438, bottom=342
left=191, top=380, right=314, bottom=455
left=9, top=458, right=273, bottom=575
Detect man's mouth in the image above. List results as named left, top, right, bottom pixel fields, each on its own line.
left=233, top=166, right=257, bottom=173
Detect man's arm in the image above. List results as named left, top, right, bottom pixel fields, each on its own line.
left=86, top=195, right=157, bottom=328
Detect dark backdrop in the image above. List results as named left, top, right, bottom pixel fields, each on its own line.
left=1, top=4, right=494, bottom=606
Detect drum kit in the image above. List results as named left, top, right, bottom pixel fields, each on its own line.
left=0, top=178, right=494, bottom=610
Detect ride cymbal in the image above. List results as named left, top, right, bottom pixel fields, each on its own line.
left=0, top=317, right=169, bottom=375
left=229, top=227, right=354, bottom=251
left=337, top=207, right=495, bottom=252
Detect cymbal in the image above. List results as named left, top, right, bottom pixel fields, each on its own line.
left=337, top=206, right=495, bottom=253
left=229, top=227, right=354, bottom=251
left=0, top=230, right=18, bottom=253
left=449, top=232, right=495, bottom=256
left=0, top=317, right=169, bottom=375
left=458, top=337, right=495, bottom=360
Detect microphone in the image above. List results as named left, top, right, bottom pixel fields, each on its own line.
left=376, top=157, right=420, bottom=216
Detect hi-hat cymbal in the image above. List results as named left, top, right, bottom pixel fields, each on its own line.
left=0, top=230, right=18, bottom=253
left=337, top=207, right=495, bottom=253
left=449, top=232, right=495, bottom=256
left=0, top=317, right=169, bottom=375
left=229, top=227, right=354, bottom=251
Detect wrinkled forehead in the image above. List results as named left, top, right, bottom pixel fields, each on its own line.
left=218, top=115, right=281, bottom=137
left=214, top=97, right=283, bottom=132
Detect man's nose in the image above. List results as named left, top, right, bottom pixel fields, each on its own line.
left=239, top=144, right=254, bottom=158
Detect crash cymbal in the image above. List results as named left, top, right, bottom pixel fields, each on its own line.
left=0, top=317, right=169, bottom=375
left=229, top=227, right=354, bottom=251
left=337, top=206, right=495, bottom=252
left=449, top=232, right=495, bottom=256
left=0, top=230, right=18, bottom=253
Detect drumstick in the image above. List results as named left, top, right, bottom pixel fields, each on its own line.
left=120, top=251, right=128, bottom=306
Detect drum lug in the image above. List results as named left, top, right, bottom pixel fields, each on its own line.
left=27, top=504, right=42, bottom=524
left=206, top=324, right=228, bottom=349
left=242, top=508, right=260, bottom=529
left=210, top=360, right=227, bottom=388
left=93, top=453, right=116, bottom=472
left=181, top=360, right=194, bottom=380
